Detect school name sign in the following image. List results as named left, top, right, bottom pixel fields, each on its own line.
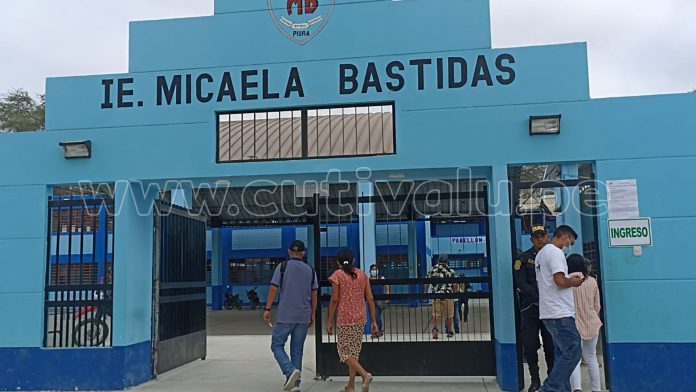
left=97, top=54, right=517, bottom=109
left=608, top=218, right=653, bottom=247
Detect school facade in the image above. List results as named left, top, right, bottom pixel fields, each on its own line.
left=1, top=1, right=695, bottom=391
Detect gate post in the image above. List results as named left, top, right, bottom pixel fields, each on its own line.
left=489, top=166, right=519, bottom=392
left=310, top=194, right=325, bottom=379
left=111, top=180, right=159, bottom=385
left=357, top=181, right=376, bottom=270
left=211, top=228, right=224, bottom=311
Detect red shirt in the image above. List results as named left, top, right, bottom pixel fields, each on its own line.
left=329, top=269, right=368, bottom=326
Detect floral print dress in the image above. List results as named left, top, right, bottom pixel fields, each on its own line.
left=329, top=269, right=368, bottom=362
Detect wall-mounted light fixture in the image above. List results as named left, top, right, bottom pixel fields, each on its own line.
left=529, top=115, right=562, bottom=135
left=388, top=172, right=406, bottom=179
left=59, top=140, right=92, bottom=159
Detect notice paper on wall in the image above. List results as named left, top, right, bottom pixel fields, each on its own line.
left=607, top=179, right=640, bottom=220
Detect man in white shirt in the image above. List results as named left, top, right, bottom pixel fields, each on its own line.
left=535, top=225, right=585, bottom=392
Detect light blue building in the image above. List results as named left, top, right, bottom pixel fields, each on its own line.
left=1, top=1, right=695, bottom=391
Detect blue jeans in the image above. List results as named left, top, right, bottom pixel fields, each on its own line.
left=541, top=317, right=582, bottom=392
left=453, top=301, right=460, bottom=333
left=271, top=323, right=310, bottom=387
left=375, top=305, right=383, bottom=331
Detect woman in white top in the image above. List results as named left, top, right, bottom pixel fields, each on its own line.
left=567, top=254, right=603, bottom=392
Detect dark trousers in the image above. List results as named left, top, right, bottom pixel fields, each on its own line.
left=520, top=308, right=555, bottom=380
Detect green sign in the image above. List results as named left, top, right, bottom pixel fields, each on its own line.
left=608, top=218, right=652, bottom=247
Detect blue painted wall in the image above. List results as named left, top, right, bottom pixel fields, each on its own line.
left=0, top=341, right=151, bottom=390
left=1, top=0, right=696, bottom=390
left=111, top=181, right=157, bottom=347
left=0, top=185, right=49, bottom=348
left=142, top=0, right=492, bottom=73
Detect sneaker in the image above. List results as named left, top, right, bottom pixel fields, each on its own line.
left=290, top=388, right=301, bottom=392
left=284, top=369, right=301, bottom=391
left=431, top=327, right=439, bottom=340
left=446, top=330, right=455, bottom=338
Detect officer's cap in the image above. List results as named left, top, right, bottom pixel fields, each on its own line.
left=531, top=226, right=547, bottom=236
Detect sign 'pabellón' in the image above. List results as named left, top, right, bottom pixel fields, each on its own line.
left=99, top=54, right=516, bottom=109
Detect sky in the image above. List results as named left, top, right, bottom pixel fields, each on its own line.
left=0, top=0, right=694, bottom=99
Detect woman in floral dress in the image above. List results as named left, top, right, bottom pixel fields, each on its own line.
left=327, top=248, right=379, bottom=392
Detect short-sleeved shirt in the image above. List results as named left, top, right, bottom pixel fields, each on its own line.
left=329, top=269, right=368, bottom=326
left=535, top=244, right=575, bottom=320
left=427, top=263, right=455, bottom=293
left=370, top=275, right=386, bottom=296
left=270, top=259, right=319, bottom=324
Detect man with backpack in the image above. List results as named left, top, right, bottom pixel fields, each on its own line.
left=263, top=240, right=318, bottom=392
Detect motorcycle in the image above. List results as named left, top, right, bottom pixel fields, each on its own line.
left=247, top=287, right=261, bottom=310
left=73, top=290, right=112, bottom=347
left=224, top=287, right=243, bottom=310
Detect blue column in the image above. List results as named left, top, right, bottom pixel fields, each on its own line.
left=559, top=164, right=584, bottom=254
left=407, top=221, right=418, bottom=278
left=358, top=181, right=376, bottom=270
left=210, top=228, right=224, bottom=311
left=306, top=224, right=315, bottom=267
left=95, top=203, right=108, bottom=280
left=490, top=165, right=518, bottom=392
left=514, top=218, right=523, bottom=254
left=424, top=220, right=433, bottom=265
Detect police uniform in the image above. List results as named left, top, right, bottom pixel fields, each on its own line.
left=514, top=227, right=555, bottom=390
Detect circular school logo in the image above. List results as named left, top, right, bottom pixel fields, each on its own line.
left=267, top=0, right=336, bottom=45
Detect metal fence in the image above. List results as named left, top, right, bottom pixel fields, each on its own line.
left=44, top=197, right=114, bottom=348
left=316, top=277, right=495, bottom=377
left=319, top=277, right=492, bottom=343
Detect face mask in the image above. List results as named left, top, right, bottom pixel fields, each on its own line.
left=370, top=270, right=378, bottom=277
left=562, top=239, right=571, bottom=255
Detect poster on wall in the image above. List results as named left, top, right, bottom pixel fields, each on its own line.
left=607, top=179, right=639, bottom=220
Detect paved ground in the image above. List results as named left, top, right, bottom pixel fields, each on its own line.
left=133, top=310, right=606, bottom=392
left=521, top=346, right=608, bottom=392
left=134, top=335, right=502, bottom=392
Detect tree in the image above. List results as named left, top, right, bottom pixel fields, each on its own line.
left=0, top=89, right=45, bottom=132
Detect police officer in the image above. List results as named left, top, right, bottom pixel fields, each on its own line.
left=514, top=226, right=555, bottom=392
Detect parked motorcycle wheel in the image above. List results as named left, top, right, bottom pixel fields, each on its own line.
left=73, top=318, right=109, bottom=347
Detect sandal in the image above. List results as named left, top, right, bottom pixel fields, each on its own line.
left=362, top=374, right=374, bottom=392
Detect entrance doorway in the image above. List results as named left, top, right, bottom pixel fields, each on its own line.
left=149, top=177, right=498, bottom=380
left=509, top=163, right=610, bottom=392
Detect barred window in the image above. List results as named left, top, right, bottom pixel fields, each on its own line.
left=228, top=257, right=284, bottom=284
left=217, top=103, right=395, bottom=163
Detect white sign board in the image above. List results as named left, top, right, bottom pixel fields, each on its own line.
left=450, top=236, right=487, bottom=245
left=608, top=218, right=652, bottom=247
left=607, top=180, right=639, bottom=220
